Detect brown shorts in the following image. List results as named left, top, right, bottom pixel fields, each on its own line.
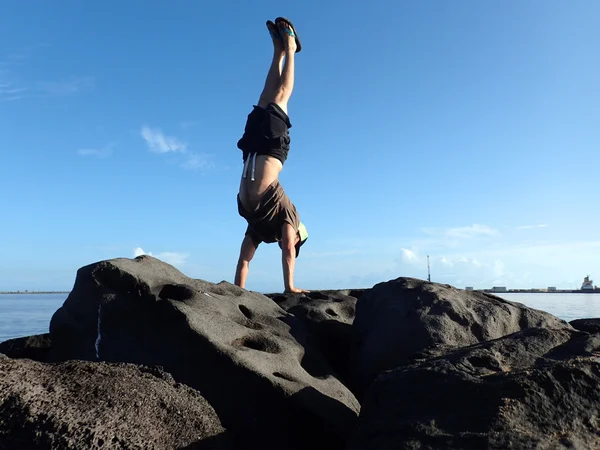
left=237, top=179, right=300, bottom=244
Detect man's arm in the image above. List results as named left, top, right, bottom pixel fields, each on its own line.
left=281, top=223, right=309, bottom=293
left=235, top=233, right=259, bottom=289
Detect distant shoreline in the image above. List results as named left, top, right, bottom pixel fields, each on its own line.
left=482, top=289, right=600, bottom=294
left=0, top=291, right=70, bottom=295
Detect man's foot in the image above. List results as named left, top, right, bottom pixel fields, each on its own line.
left=277, top=20, right=298, bottom=54
left=266, top=20, right=284, bottom=54
left=285, top=287, right=310, bottom=294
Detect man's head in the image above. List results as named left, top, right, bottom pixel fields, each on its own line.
left=294, top=222, right=308, bottom=257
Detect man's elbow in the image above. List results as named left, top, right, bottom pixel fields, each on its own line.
left=281, top=244, right=296, bottom=259
left=237, top=258, right=251, bottom=269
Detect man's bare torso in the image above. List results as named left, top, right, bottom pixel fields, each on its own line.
left=238, top=155, right=283, bottom=212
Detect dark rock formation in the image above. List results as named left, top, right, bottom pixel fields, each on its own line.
left=0, top=355, right=230, bottom=449
left=570, top=318, right=600, bottom=334
left=350, top=327, right=600, bottom=449
left=6, top=256, right=600, bottom=450
left=0, top=333, right=51, bottom=362
left=350, top=277, right=570, bottom=396
left=49, top=255, right=359, bottom=450
left=266, top=289, right=365, bottom=384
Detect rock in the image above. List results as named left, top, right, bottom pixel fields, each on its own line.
left=49, top=255, right=359, bottom=450
left=350, top=327, right=600, bottom=450
left=351, top=278, right=570, bottom=396
left=570, top=318, right=600, bottom=334
left=0, top=333, right=51, bottom=362
left=265, top=289, right=365, bottom=384
left=0, top=355, right=230, bottom=449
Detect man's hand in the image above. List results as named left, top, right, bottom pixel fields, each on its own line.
left=281, top=223, right=308, bottom=293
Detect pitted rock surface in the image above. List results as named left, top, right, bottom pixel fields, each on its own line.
left=350, top=327, right=600, bottom=450
left=49, top=255, right=359, bottom=450
left=0, top=356, right=229, bottom=449
left=266, top=289, right=364, bottom=384
left=351, top=277, right=570, bottom=395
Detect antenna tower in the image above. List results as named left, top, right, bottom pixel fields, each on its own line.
left=427, top=255, right=431, bottom=282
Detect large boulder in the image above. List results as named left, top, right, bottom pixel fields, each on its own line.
left=266, top=289, right=365, bottom=384
left=49, top=255, right=359, bottom=450
left=350, top=327, right=600, bottom=449
left=351, top=278, right=570, bottom=395
left=0, top=333, right=51, bottom=362
left=570, top=318, right=600, bottom=334
left=0, top=355, right=229, bottom=449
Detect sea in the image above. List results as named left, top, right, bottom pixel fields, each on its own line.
left=1, top=292, right=600, bottom=344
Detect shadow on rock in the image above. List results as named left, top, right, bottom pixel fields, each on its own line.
left=0, top=334, right=51, bottom=362
left=177, top=432, right=234, bottom=450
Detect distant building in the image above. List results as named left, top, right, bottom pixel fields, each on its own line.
left=492, top=286, right=507, bottom=293
left=465, top=286, right=474, bottom=291
left=547, top=287, right=557, bottom=292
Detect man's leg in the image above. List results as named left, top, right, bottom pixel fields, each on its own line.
left=258, top=20, right=297, bottom=115
left=258, top=21, right=285, bottom=110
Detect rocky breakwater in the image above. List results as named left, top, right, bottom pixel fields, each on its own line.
left=1, top=256, right=599, bottom=449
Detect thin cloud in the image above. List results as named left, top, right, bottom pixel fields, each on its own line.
left=133, top=247, right=190, bottom=267
left=141, top=126, right=187, bottom=153
left=1, top=45, right=93, bottom=101
left=36, top=77, right=95, bottom=95
left=422, top=224, right=499, bottom=239
left=0, top=87, right=26, bottom=95
left=179, top=120, right=202, bottom=130
left=0, top=82, right=27, bottom=102
left=517, top=224, right=549, bottom=230
left=77, top=144, right=114, bottom=158
left=0, top=94, right=25, bottom=102
left=302, top=249, right=359, bottom=258
left=446, top=224, right=498, bottom=239
left=182, top=152, right=213, bottom=170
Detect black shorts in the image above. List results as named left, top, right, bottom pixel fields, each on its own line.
left=237, top=103, right=292, bottom=165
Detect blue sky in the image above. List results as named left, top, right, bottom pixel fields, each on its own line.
left=1, top=1, right=599, bottom=293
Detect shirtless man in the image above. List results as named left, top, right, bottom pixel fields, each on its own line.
left=234, top=17, right=309, bottom=294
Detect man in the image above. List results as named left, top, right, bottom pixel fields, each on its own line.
left=234, top=17, right=309, bottom=294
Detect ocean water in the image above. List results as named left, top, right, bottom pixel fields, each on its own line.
left=0, top=293, right=68, bottom=343
left=0, top=292, right=599, bottom=344
left=496, top=292, right=600, bottom=322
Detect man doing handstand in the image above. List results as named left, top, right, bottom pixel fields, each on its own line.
left=234, top=17, right=309, bottom=294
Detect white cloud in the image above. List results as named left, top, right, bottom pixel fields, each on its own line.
left=141, top=126, right=187, bottom=153
left=78, top=144, right=114, bottom=158
left=401, top=248, right=419, bottom=263
left=517, top=224, right=549, bottom=229
left=133, top=247, right=190, bottom=267
left=140, top=124, right=214, bottom=171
